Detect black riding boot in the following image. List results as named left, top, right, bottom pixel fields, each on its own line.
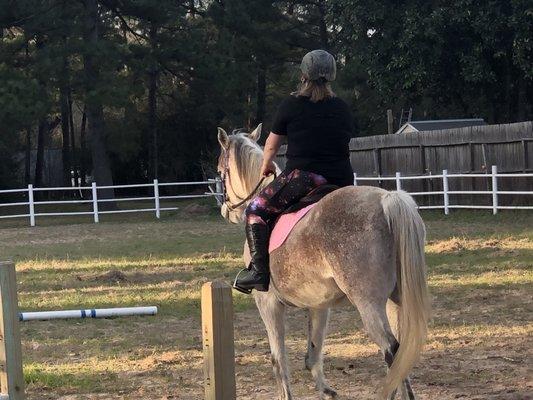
left=233, top=223, right=270, bottom=294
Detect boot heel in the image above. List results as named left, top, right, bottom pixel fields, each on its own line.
left=253, top=282, right=269, bottom=292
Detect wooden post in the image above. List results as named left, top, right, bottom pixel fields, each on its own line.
left=0, top=261, right=25, bottom=400
left=201, top=281, right=236, bottom=400
left=387, top=109, right=394, bottom=134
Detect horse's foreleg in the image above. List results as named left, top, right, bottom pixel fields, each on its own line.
left=254, top=292, right=292, bottom=400
left=305, top=308, right=337, bottom=399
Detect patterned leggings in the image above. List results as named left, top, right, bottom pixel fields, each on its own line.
left=245, top=169, right=327, bottom=227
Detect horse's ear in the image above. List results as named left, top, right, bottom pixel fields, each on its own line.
left=217, top=127, right=230, bottom=150
left=248, top=123, right=262, bottom=142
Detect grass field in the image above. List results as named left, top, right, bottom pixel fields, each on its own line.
left=0, top=205, right=531, bottom=399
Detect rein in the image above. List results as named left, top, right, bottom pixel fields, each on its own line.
left=225, top=175, right=268, bottom=211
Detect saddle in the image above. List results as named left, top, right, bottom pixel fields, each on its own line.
left=269, top=184, right=339, bottom=253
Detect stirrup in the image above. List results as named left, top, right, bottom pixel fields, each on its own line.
left=232, top=268, right=253, bottom=294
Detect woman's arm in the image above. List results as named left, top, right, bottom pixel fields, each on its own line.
left=260, top=132, right=285, bottom=176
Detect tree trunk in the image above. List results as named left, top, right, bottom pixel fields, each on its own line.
left=59, top=72, right=71, bottom=188
left=148, top=23, right=159, bottom=179
left=517, top=75, right=526, bottom=121
left=68, top=91, right=79, bottom=187
left=255, top=64, right=266, bottom=126
left=504, top=52, right=512, bottom=122
left=317, top=0, right=329, bottom=50
left=80, top=106, right=87, bottom=186
left=83, top=0, right=115, bottom=204
left=25, top=127, right=31, bottom=185
left=34, top=119, right=46, bottom=188
left=34, top=35, right=47, bottom=190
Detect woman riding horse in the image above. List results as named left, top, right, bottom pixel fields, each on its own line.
left=234, top=49, right=354, bottom=294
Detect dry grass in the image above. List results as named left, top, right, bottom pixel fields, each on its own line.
left=0, top=209, right=531, bottom=399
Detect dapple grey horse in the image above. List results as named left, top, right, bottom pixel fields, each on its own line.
left=217, top=125, right=430, bottom=399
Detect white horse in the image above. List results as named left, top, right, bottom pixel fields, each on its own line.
left=217, top=125, right=430, bottom=399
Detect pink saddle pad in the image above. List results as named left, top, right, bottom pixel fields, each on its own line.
left=269, top=204, right=317, bottom=253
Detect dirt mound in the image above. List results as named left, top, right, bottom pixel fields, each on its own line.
left=85, top=270, right=129, bottom=284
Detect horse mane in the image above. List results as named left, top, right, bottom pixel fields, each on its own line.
left=228, top=132, right=264, bottom=194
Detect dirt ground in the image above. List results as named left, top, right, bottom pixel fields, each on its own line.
left=0, top=210, right=531, bottom=399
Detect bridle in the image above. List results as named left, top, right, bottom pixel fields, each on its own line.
left=219, top=148, right=273, bottom=212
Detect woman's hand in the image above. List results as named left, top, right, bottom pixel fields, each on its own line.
left=260, top=160, right=276, bottom=177
left=260, top=133, right=284, bottom=177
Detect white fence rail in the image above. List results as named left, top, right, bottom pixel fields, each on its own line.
left=354, top=165, right=533, bottom=214
left=1, top=166, right=532, bottom=227
left=0, top=179, right=223, bottom=227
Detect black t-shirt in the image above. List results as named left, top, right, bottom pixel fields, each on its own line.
left=271, top=95, right=354, bottom=187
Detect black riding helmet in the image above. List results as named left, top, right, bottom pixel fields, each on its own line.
left=300, top=49, right=336, bottom=82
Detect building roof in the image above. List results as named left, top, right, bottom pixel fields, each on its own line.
left=396, top=118, right=487, bottom=134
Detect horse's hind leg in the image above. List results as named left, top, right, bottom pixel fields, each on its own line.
left=386, top=299, right=416, bottom=400
left=254, top=292, right=292, bottom=400
left=352, top=298, right=416, bottom=400
left=305, top=308, right=337, bottom=399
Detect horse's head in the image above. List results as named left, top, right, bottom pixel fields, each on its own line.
left=216, top=124, right=266, bottom=223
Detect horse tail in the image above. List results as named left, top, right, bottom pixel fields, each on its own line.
left=381, top=190, right=430, bottom=397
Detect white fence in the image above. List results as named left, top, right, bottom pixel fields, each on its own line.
left=0, top=166, right=532, bottom=227
left=354, top=165, right=533, bottom=214
left=0, top=179, right=223, bottom=227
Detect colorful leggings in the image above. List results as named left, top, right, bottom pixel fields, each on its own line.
left=245, top=169, right=327, bottom=227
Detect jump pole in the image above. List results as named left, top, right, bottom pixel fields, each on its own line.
left=201, top=281, right=236, bottom=400
left=0, top=261, right=25, bottom=400
left=19, top=306, right=158, bottom=322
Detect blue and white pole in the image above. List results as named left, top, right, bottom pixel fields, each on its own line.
left=19, top=306, right=158, bottom=322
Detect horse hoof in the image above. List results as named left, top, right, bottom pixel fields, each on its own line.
left=304, top=353, right=312, bottom=371
left=322, top=386, right=337, bottom=399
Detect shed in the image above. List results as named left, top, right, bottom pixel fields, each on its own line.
left=396, top=118, right=487, bottom=134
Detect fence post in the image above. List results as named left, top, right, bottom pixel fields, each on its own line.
left=353, top=172, right=357, bottom=186
left=91, top=182, right=99, bottom=223
left=492, top=165, right=498, bottom=215
left=201, top=281, right=236, bottom=400
left=0, top=261, right=25, bottom=400
left=442, top=169, right=449, bottom=215
left=153, top=179, right=160, bottom=219
left=27, top=184, right=35, bottom=227
left=214, top=178, right=223, bottom=206
left=395, top=172, right=402, bottom=191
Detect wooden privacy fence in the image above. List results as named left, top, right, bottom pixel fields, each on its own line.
left=275, top=121, right=533, bottom=206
